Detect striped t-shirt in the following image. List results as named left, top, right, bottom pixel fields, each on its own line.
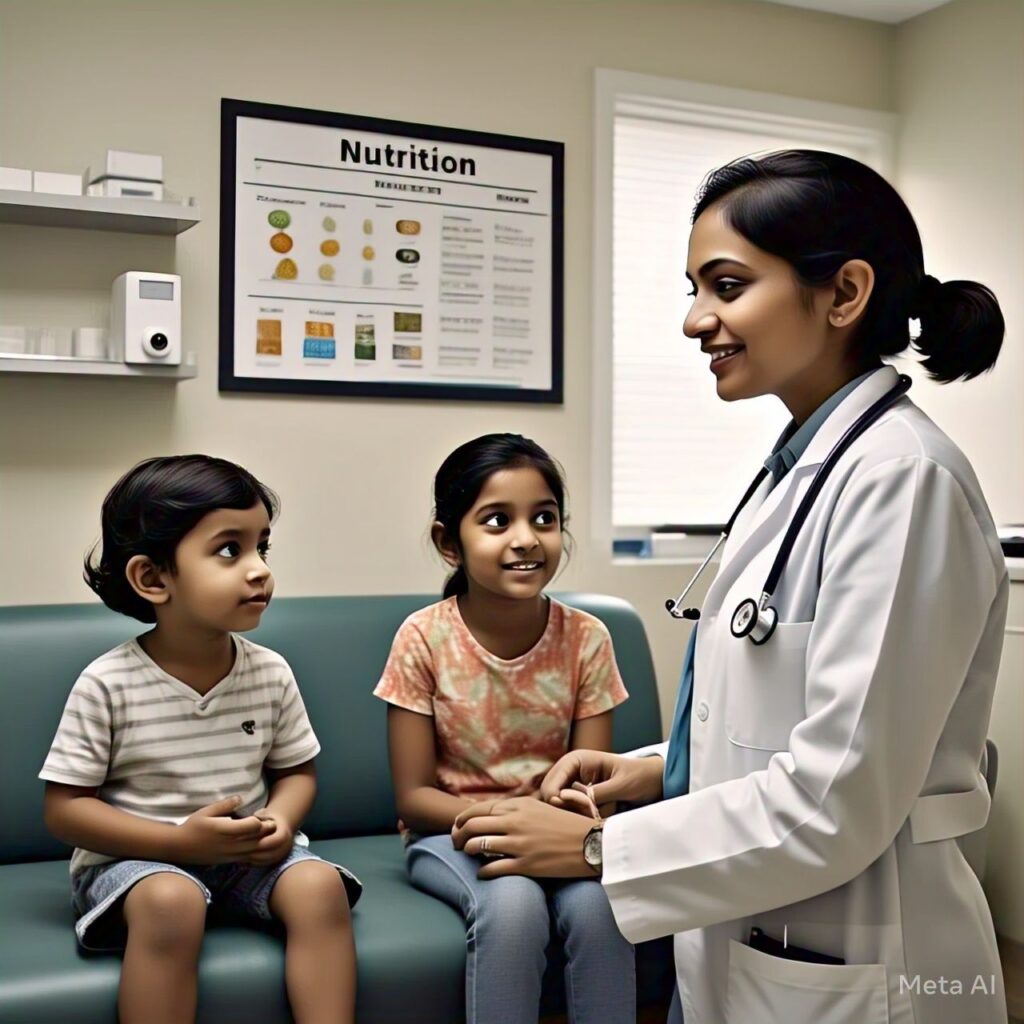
left=40, top=635, right=320, bottom=875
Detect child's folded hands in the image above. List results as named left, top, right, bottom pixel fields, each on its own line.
left=173, top=795, right=276, bottom=864
left=245, top=808, right=296, bottom=866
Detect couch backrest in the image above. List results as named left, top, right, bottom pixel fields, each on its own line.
left=0, top=593, right=661, bottom=863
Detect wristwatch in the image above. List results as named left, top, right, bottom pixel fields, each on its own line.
left=583, top=821, right=604, bottom=874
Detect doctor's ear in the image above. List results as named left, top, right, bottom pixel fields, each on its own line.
left=124, top=555, right=171, bottom=609
left=430, top=522, right=461, bottom=568
left=828, top=259, right=875, bottom=328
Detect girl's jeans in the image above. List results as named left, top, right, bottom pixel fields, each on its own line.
left=408, top=834, right=636, bottom=1024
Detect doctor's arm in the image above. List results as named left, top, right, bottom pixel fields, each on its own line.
left=601, top=456, right=1003, bottom=944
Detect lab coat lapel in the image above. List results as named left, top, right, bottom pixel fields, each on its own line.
left=794, top=365, right=899, bottom=473
left=702, top=366, right=900, bottom=616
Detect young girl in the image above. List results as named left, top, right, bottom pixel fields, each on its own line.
left=40, top=455, right=361, bottom=1024
left=373, top=433, right=635, bottom=1024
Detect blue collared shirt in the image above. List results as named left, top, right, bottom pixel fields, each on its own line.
left=762, top=369, right=877, bottom=488
left=662, top=368, right=880, bottom=799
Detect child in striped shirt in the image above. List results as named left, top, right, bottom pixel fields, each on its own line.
left=40, top=455, right=360, bottom=1024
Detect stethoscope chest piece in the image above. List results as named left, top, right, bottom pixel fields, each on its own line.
left=730, top=597, right=778, bottom=645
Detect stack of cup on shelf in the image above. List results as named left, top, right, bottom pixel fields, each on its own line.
left=0, top=326, right=109, bottom=359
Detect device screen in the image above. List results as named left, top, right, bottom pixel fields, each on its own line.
left=139, top=280, right=174, bottom=300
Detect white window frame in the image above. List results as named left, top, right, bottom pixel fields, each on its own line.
left=592, top=68, right=897, bottom=561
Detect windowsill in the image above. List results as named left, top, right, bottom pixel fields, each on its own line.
left=613, top=555, right=716, bottom=568
left=612, top=531, right=720, bottom=563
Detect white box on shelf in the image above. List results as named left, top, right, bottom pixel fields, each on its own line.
left=86, top=150, right=162, bottom=184
left=33, top=171, right=82, bottom=196
left=0, top=166, right=32, bottom=191
left=87, top=178, right=163, bottom=200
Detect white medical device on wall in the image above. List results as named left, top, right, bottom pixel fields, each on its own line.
left=111, top=271, right=181, bottom=365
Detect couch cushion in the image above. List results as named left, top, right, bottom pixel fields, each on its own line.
left=0, top=835, right=463, bottom=1024
left=0, top=834, right=673, bottom=1023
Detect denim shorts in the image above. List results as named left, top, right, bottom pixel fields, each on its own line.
left=71, top=843, right=362, bottom=951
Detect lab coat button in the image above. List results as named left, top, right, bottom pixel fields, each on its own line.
left=696, top=701, right=710, bottom=722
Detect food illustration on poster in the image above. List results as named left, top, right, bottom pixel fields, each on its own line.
left=220, top=100, right=562, bottom=401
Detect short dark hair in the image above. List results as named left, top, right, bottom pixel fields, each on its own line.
left=84, top=455, right=279, bottom=623
left=432, top=434, right=569, bottom=599
left=693, top=149, right=1004, bottom=383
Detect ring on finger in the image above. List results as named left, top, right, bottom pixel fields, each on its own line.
left=478, top=835, right=504, bottom=858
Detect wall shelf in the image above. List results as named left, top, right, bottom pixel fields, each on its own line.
left=0, top=190, right=200, bottom=235
left=0, top=352, right=197, bottom=380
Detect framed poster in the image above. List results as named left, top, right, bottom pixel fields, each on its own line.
left=220, top=98, right=564, bottom=402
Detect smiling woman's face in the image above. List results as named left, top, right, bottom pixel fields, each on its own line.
left=683, top=204, right=840, bottom=420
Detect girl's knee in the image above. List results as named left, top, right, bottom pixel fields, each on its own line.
left=472, top=877, right=548, bottom=944
left=552, top=880, right=619, bottom=934
left=124, top=873, right=206, bottom=950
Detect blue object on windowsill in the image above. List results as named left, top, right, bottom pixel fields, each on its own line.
left=612, top=538, right=649, bottom=557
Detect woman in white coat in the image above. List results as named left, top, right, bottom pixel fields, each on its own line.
left=452, top=150, right=1008, bottom=1023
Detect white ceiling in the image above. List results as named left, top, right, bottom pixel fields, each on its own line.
left=758, top=0, right=953, bottom=23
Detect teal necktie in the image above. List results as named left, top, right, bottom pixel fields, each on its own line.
left=663, top=626, right=696, bottom=798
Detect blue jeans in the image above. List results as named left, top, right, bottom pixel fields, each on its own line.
left=407, top=834, right=635, bottom=1024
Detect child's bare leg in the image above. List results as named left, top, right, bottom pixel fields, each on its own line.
left=269, top=861, right=356, bottom=1024
left=119, top=873, right=207, bottom=1024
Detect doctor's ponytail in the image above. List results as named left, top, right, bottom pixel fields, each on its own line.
left=912, top=274, right=1003, bottom=383
left=693, top=150, right=1004, bottom=383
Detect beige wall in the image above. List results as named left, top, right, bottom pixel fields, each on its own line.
left=896, top=0, right=1024, bottom=524
left=895, top=0, right=1024, bottom=943
left=0, top=0, right=895, bottom=729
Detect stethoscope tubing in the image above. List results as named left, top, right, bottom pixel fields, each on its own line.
left=665, top=373, right=913, bottom=640
left=762, top=373, right=912, bottom=599
left=665, top=467, right=770, bottom=619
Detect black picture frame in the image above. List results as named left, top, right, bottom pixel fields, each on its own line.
left=219, top=98, right=564, bottom=403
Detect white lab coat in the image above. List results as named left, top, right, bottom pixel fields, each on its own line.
left=603, top=366, right=1009, bottom=1024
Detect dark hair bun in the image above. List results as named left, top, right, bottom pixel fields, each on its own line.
left=914, top=277, right=1004, bottom=383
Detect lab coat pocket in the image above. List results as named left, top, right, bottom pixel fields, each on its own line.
left=726, top=940, right=889, bottom=1023
left=724, top=620, right=811, bottom=751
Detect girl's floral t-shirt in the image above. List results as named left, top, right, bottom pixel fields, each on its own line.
left=373, top=596, right=629, bottom=819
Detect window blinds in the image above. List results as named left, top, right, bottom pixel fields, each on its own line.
left=611, top=115, right=867, bottom=528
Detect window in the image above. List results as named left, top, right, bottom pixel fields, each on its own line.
left=592, top=70, right=896, bottom=554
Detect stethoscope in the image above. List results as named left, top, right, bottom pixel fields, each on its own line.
left=665, top=374, right=912, bottom=645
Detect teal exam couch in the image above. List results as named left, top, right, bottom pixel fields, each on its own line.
left=0, top=594, right=675, bottom=1023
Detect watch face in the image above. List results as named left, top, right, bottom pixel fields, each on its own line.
left=584, top=826, right=603, bottom=868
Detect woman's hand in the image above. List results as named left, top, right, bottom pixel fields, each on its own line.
left=451, top=797, right=597, bottom=879
left=539, top=749, right=665, bottom=808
